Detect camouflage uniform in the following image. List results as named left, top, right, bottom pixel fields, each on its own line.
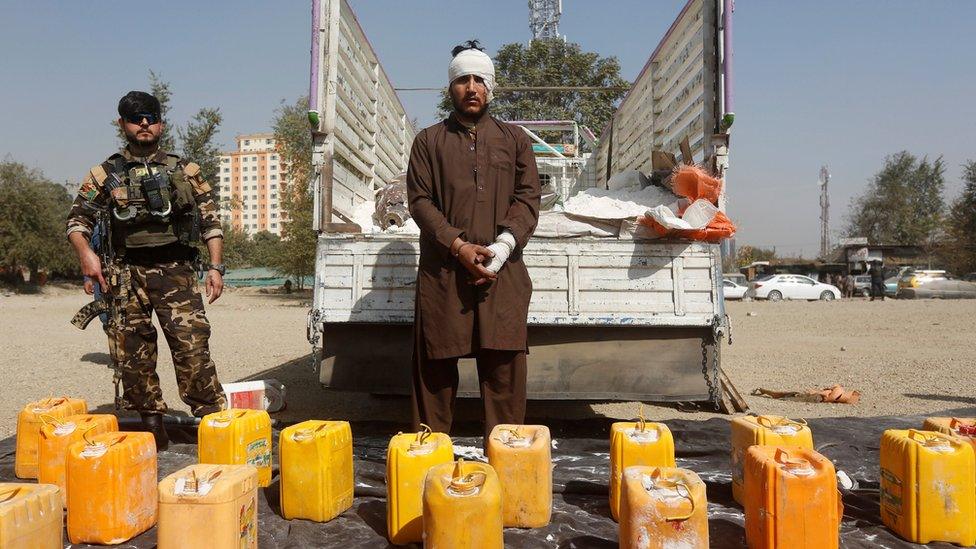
left=66, top=147, right=226, bottom=416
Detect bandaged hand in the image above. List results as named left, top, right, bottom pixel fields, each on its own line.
left=485, top=231, right=516, bottom=274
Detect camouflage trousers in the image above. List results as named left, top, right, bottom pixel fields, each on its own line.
left=111, top=261, right=226, bottom=416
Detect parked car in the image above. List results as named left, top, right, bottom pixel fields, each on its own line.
left=724, top=273, right=748, bottom=287
left=723, top=278, right=748, bottom=300
left=853, top=275, right=872, bottom=297
left=884, top=276, right=899, bottom=297
left=963, top=273, right=976, bottom=282
left=897, top=270, right=976, bottom=299
left=746, top=274, right=842, bottom=301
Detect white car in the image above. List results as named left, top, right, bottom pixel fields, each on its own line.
left=747, top=274, right=841, bottom=301
left=722, top=279, right=748, bottom=300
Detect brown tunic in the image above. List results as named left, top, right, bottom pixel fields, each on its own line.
left=407, top=113, right=541, bottom=360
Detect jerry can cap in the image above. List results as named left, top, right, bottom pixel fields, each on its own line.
left=174, top=467, right=223, bottom=497
left=774, top=448, right=816, bottom=476
left=757, top=415, right=807, bottom=436
left=447, top=459, right=486, bottom=497
left=908, top=429, right=956, bottom=453
left=640, top=468, right=695, bottom=521
left=497, top=426, right=532, bottom=448
left=628, top=404, right=660, bottom=443
left=408, top=424, right=437, bottom=455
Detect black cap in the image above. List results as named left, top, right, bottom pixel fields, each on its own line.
left=118, top=91, right=161, bottom=119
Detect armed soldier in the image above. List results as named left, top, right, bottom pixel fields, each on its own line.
left=66, top=91, right=227, bottom=449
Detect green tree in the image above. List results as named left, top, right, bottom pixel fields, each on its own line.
left=735, top=245, right=777, bottom=268
left=846, top=151, right=945, bottom=250
left=219, top=222, right=252, bottom=269
left=250, top=230, right=282, bottom=267
left=0, top=162, right=76, bottom=285
left=437, top=40, right=628, bottom=148
left=179, top=107, right=223, bottom=200
left=271, top=97, right=316, bottom=289
left=942, top=160, right=976, bottom=274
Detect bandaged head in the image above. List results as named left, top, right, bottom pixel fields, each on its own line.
left=448, top=48, right=496, bottom=103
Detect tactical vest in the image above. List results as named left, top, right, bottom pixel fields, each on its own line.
left=104, top=153, right=199, bottom=250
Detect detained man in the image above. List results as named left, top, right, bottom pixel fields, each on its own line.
left=406, top=40, right=542, bottom=441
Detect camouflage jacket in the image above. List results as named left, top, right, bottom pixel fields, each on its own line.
left=66, top=147, right=223, bottom=245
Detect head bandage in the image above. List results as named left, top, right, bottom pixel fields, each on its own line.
left=448, top=48, right=495, bottom=103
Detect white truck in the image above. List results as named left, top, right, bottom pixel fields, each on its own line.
left=305, top=0, right=736, bottom=407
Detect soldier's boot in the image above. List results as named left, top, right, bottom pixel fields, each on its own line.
left=140, top=412, right=170, bottom=451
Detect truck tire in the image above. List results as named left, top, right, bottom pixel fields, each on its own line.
left=767, top=290, right=782, bottom=301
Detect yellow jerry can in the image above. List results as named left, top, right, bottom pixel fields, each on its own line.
left=157, top=464, right=259, bottom=549
left=610, top=413, right=675, bottom=521
left=486, top=424, right=552, bottom=528
left=619, top=467, right=708, bottom=549
left=198, top=409, right=273, bottom=487
left=923, top=417, right=976, bottom=450
left=880, top=429, right=976, bottom=546
left=386, top=425, right=453, bottom=545
left=423, top=459, right=504, bottom=549
left=730, top=415, right=813, bottom=505
left=15, top=397, right=87, bottom=479
left=279, top=420, right=354, bottom=522
left=0, top=483, right=62, bottom=549
left=66, top=431, right=158, bottom=545
left=37, top=413, right=118, bottom=507
left=743, top=446, right=842, bottom=549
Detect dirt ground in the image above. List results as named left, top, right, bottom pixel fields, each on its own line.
left=0, top=285, right=973, bottom=438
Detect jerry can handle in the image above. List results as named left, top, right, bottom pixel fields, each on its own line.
left=415, top=423, right=433, bottom=445
left=907, top=429, right=954, bottom=446
left=774, top=448, right=814, bottom=473
left=647, top=468, right=696, bottom=522
left=38, top=413, right=64, bottom=427
left=757, top=416, right=807, bottom=430
left=0, top=487, right=23, bottom=503
left=449, top=458, right=487, bottom=496
left=637, top=403, right=647, bottom=432
left=949, top=418, right=974, bottom=430
left=294, top=423, right=330, bottom=442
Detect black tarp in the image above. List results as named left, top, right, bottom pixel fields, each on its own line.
left=2, top=407, right=973, bottom=548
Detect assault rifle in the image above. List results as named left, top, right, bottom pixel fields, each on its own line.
left=70, top=175, right=129, bottom=409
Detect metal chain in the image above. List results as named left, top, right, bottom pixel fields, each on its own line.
left=701, top=315, right=725, bottom=407
left=725, top=313, right=733, bottom=346
left=700, top=338, right=715, bottom=403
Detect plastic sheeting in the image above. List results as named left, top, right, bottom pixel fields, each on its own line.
left=1, top=409, right=970, bottom=548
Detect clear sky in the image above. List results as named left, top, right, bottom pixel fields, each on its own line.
left=1, top=1, right=973, bottom=256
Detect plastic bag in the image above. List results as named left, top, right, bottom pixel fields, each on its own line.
left=672, top=165, right=722, bottom=202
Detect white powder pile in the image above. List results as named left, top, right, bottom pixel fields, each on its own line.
left=563, top=185, right=678, bottom=219
left=351, top=199, right=420, bottom=235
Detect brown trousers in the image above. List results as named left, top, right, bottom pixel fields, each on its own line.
left=411, top=337, right=527, bottom=441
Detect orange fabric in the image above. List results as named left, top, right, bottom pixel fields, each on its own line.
left=672, top=165, right=722, bottom=202
left=637, top=210, right=736, bottom=243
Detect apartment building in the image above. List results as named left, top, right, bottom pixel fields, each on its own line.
left=217, top=133, right=286, bottom=236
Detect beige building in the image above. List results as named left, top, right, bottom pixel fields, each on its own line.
left=217, top=133, right=286, bottom=236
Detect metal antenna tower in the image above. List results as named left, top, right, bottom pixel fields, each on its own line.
left=818, top=165, right=831, bottom=258
left=528, top=0, right=562, bottom=41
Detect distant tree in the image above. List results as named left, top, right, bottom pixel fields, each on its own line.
left=271, top=97, right=316, bottom=290
left=250, top=230, right=282, bottom=267
left=437, top=40, right=628, bottom=148
left=845, top=151, right=945, bottom=247
left=219, top=222, right=252, bottom=269
left=0, top=162, right=76, bottom=285
left=179, top=107, right=223, bottom=200
left=735, top=245, right=776, bottom=267
left=942, top=160, right=976, bottom=274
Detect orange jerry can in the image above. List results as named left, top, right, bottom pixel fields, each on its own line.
left=15, top=396, right=87, bottom=479
left=0, top=483, right=62, bottom=549
left=880, top=429, right=976, bottom=546
left=386, top=425, right=454, bottom=545
left=157, top=464, right=259, bottom=549
left=619, top=467, right=709, bottom=549
left=198, top=409, right=273, bottom=488
left=279, top=420, right=354, bottom=522
left=66, top=431, right=158, bottom=545
left=609, top=416, right=675, bottom=521
left=923, top=417, right=976, bottom=449
left=730, top=415, right=813, bottom=505
left=486, top=424, right=552, bottom=528
left=743, top=446, right=842, bottom=549
left=37, top=413, right=118, bottom=506
left=422, top=459, right=504, bottom=549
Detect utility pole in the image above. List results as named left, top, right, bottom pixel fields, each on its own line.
left=819, top=165, right=830, bottom=258
left=528, top=0, right=562, bottom=41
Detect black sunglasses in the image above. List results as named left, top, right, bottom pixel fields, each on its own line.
left=124, top=112, right=160, bottom=125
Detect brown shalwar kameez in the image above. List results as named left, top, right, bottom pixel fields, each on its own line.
left=407, top=113, right=541, bottom=439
